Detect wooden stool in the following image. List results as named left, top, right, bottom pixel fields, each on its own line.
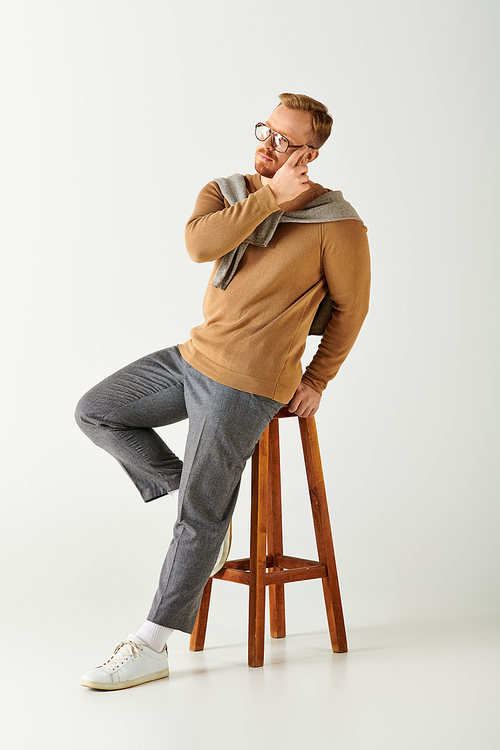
left=189, top=407, right=348, bottom=667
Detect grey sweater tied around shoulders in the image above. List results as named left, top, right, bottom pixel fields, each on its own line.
left=211, top=173, right=364, bottom=292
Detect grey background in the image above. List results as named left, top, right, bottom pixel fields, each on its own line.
left=1, top=0, right=498, bottom=747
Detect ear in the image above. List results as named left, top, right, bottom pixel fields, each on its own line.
left=305, top=148, right=319, bottom=164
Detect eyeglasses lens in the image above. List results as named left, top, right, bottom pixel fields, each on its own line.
left=272, top=133, right=288, bottom=153
left=255, top=124, right=269, bottom=141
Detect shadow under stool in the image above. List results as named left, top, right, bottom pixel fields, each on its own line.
left=189, top=406, right=347, bottom=667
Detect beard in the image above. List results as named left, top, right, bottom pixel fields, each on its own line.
left=254, top=149, right=280, bottom=179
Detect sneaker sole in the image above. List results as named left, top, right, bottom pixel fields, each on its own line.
left=81, top=667, right=170, bottom=690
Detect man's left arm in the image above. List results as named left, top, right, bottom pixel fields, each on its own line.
left=288, top=219, right=371, bottom=417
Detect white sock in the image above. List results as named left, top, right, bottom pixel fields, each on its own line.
left=135, top=621, right=174, bottom=652
left=169, top=489, right=179, bottom=501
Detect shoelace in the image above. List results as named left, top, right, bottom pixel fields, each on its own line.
left=99, top=640, right=142, bottom=669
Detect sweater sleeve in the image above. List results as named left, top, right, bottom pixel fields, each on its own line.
left=185, top=180, right=281, bottom=263
left=302, top=219, right=371, bottom=394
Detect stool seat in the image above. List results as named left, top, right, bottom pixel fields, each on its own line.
left=189, top=408, right=347, bottom=667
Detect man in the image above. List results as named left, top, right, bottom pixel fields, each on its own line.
left=76, top=93, right=370, bottom=690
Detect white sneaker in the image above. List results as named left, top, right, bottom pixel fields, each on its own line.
left=211, top=521, right=232, bottom=576
left=81, top=635, right=169, bottom=690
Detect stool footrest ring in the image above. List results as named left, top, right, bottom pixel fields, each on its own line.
left=212, top=555, right=327, bottom=586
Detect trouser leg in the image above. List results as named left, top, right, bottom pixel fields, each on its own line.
left=147, top=362, right=283, bottom=633
left=76, top=345, right=283, bottom=633
left=75, top=346, right=188, bottom=501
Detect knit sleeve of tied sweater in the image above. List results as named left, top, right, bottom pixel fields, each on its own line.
left=179, top=174, right=371, bottom=405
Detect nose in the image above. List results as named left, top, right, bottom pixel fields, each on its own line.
left=257, top=138, right=274, bottom=157
left=264, top=133, right=278, bottom=153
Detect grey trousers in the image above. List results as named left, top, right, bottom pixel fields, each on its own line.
left=75, top=345, right=283, bottom=633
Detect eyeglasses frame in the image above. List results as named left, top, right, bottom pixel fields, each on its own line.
left=255, top=122, right=317, bottom=154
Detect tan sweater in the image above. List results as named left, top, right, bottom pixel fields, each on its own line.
left=179, top=174, right=370, bottom=404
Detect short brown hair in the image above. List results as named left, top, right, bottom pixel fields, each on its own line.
left=277, top=93, right=333, bottom=148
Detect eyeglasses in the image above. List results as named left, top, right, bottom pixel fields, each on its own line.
left=255, top=122, right=315, bottom=154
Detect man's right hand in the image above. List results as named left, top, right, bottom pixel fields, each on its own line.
left=268, top=146, right=313, bottom=206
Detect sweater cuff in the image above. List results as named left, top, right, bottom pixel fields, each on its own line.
left=300, top=376, right=324, bottom=395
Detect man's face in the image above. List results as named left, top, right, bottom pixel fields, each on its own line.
left=254, top=105, right=317, bottom=179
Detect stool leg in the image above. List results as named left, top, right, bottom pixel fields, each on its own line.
left=189, top=577, right=213, bottom=652
left=248, top=426, right=270, bottom=667
left=299, top=417, right=348, bottom=653
left=267, top=418, right=286, bottom=639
